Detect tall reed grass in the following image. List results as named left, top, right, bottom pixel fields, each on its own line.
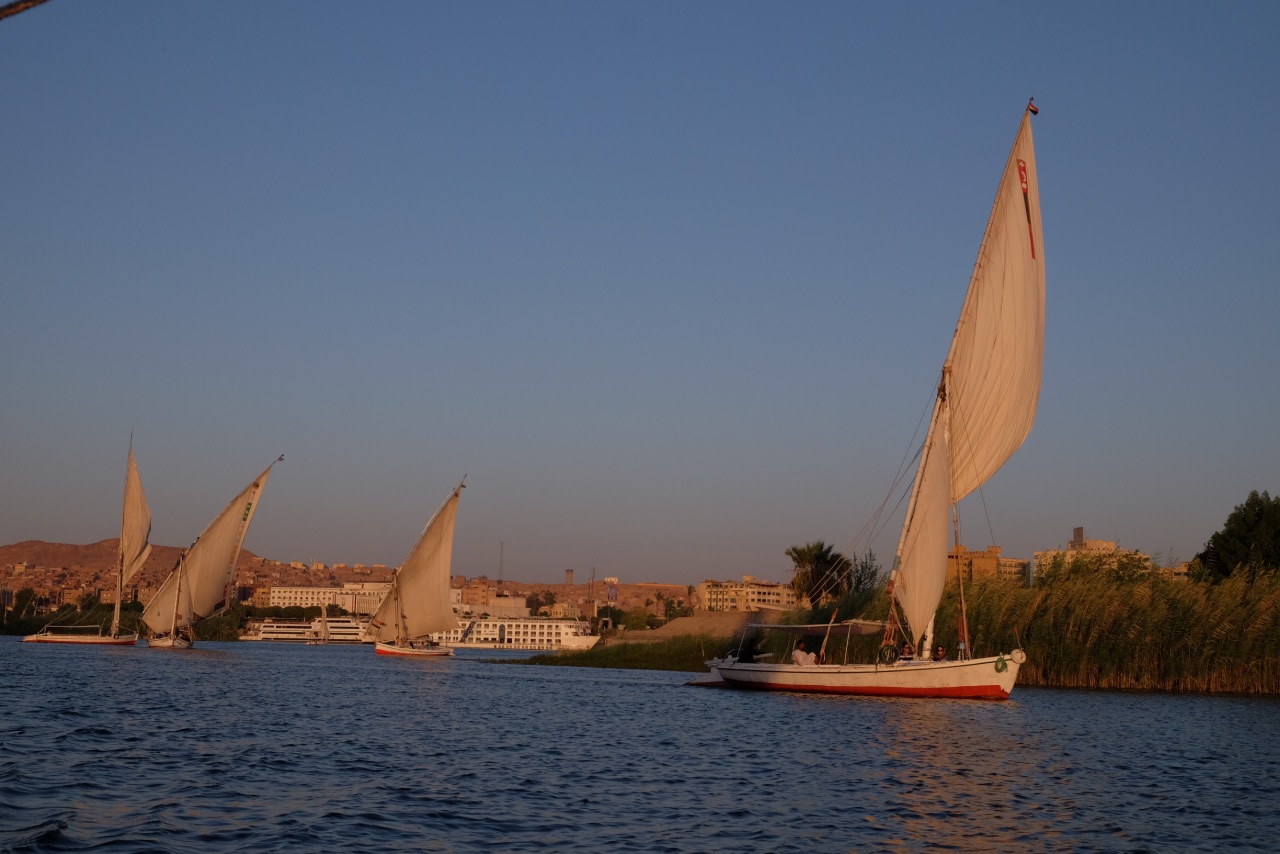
left=932, top=571, right=1280, bottom=693
left=521, top=635, right=721, bottom=671
left=523, top=571, right=1280, bottom=694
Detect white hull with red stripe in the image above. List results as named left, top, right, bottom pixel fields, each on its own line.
left=714, top=650, right=1025, bottom=699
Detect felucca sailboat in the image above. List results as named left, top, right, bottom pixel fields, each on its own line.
left=142, top=456, right=282, bottom=649
left=714, top=102, right=1044, bottom=699
left=23, top=442, right=152, bottom=645
left=369, top=480, right=465, bottom=657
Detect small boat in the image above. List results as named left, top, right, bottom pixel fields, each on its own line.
left=23, top=441, right=152, bottom=646
left=714, top=102, right=1044, bottom=699
left=369, top=480, right=465, bottom=658
left=141, top=456, right=282, bottom=649
left=306, top=611, right=330, bottom=645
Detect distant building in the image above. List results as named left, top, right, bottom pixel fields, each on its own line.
left=948, top=545, right=1031, bottom=586
left=460, top=576, right=527, bottom=613
left=697, top=575, right=798, bottom=612
left=266, top=582, right=391, bottom=615
left=1033, top=527, right=1152, bottom=582
left=549, top=601, right=582, bottom=619
left=463, top=592, right=530, bottom=619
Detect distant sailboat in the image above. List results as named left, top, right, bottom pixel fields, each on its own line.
left=713, top=103, right=1043, bottom=699
left=142, top=456, right=282, bottom=649
left=307, top=609, right=329, bottom=645
left=23, top=441, right=152, bottom=645
left=369, top=480, right=465, bottom=657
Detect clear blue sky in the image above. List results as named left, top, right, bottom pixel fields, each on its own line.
left=3, top=2, right=1276, bottom=584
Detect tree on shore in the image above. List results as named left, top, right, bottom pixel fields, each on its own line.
left=526, top=590, right=556, bottom=614
left=786, top=541, right=851, bottom=608
left=1193, top=490, right=1280, bottom=581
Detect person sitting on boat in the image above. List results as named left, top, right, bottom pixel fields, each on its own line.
left=932, top=645, right=948, bottom=662
left=738, top=634, right=764, bottom=663
left=792, top=640, right=816, bottom=666
left=900, top=641, right=914, bottom=662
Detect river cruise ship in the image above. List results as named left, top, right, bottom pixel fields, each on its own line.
left=243, top=617, right=373, bottom=644
left=434, top=616, right=599, bottom=651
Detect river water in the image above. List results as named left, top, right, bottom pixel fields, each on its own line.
left=3, top=637, right=1277, bottom=852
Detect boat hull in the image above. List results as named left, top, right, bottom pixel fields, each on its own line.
left=22, top=631, right=138, bottom=645
left=146, top=634, right=194, bottom=650
left=442, top=635, right=600, bottom=652
left=714, top=651, right=1024, bottom=699
left=435, top=617, right=599, bottom=651
left=375, top=641, right=454, bottom=658
left=686, top=666, right=728, bottom=688
left=243, top=617, right=373, bottom=643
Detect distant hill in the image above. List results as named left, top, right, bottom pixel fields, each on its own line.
left=0, top=539, right=266, bottom=575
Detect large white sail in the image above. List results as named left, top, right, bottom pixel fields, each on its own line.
left=109, top=444, right=152, bottom=638
left=946, top=112, right=1045, bottom=501
left=142, top=458, right=280, bottom=637
left=120, top=446, right=152, bottom=585
left=893, top=110, right=1044, bottom=641
left=369, top=483, right=463, bottom=644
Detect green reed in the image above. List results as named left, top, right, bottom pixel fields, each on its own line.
left=518, top=634, right=725, bottom=671
left=931, top=571, right=1280, bottom=693
left=519, top=571, right=1280, bottom=692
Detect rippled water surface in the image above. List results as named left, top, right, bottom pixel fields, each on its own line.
left=3, top=637, right=1278, bottom=852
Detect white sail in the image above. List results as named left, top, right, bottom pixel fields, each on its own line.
left=142, top=458, right=280, bottom=637
left=120, top=447, right=152, bottom=585
left=893, top=407, right=953, bottom=640
left=893, top=110, right=1044, bottom=642
left=108, top=444, right=152, bottom=638
left=369, top=482, right=463, bottom=644
left=946, top=112, right=1045, bottom=501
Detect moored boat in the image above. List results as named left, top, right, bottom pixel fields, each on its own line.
left=21, top=625, right=142, bottom=645
left=244, top=616, right=373, bottom=643
left=436, top=616, right=599, bottom=651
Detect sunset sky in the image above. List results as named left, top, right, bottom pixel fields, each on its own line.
left=3, top=2, right=1276, bottom=584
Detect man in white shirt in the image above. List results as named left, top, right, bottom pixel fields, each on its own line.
left=792, top=640, right=816, bottom=665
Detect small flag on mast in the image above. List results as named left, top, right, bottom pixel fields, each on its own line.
left=1027, top=98, right=1039, bottom=115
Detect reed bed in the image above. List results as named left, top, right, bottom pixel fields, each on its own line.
left=522, top=572, right=1280, bottom=694
left=519, top=635, right=722, bottom=672
left=934, top=572, right=1280, bottom=693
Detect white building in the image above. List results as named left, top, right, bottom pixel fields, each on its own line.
left=697, top=575, right=798, bottom=612
left=1033, top=526, right=1152, bottom=582
left=267, top=582, right=391, bottom=615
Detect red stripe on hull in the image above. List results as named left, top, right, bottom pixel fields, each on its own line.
left=374, top=643, right=452, bottom=658
left=711, top=653, right=1023, bottom=700
left=23, top=636, right=138, bottom=645
left=721, top=680, right=1010, bottom=700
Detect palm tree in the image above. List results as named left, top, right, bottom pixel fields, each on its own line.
left=786, top=541, right=851, bottom=609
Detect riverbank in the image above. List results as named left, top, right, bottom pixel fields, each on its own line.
left=526, top=572, right=1280, bottom=694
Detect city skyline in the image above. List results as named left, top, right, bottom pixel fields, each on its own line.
left=3, top=3, right=1277, bottom=585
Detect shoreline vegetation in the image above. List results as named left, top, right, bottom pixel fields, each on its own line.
left=524, top=567, right=1280, bottom=695
left=11, top=564, right=1279, bottom=694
